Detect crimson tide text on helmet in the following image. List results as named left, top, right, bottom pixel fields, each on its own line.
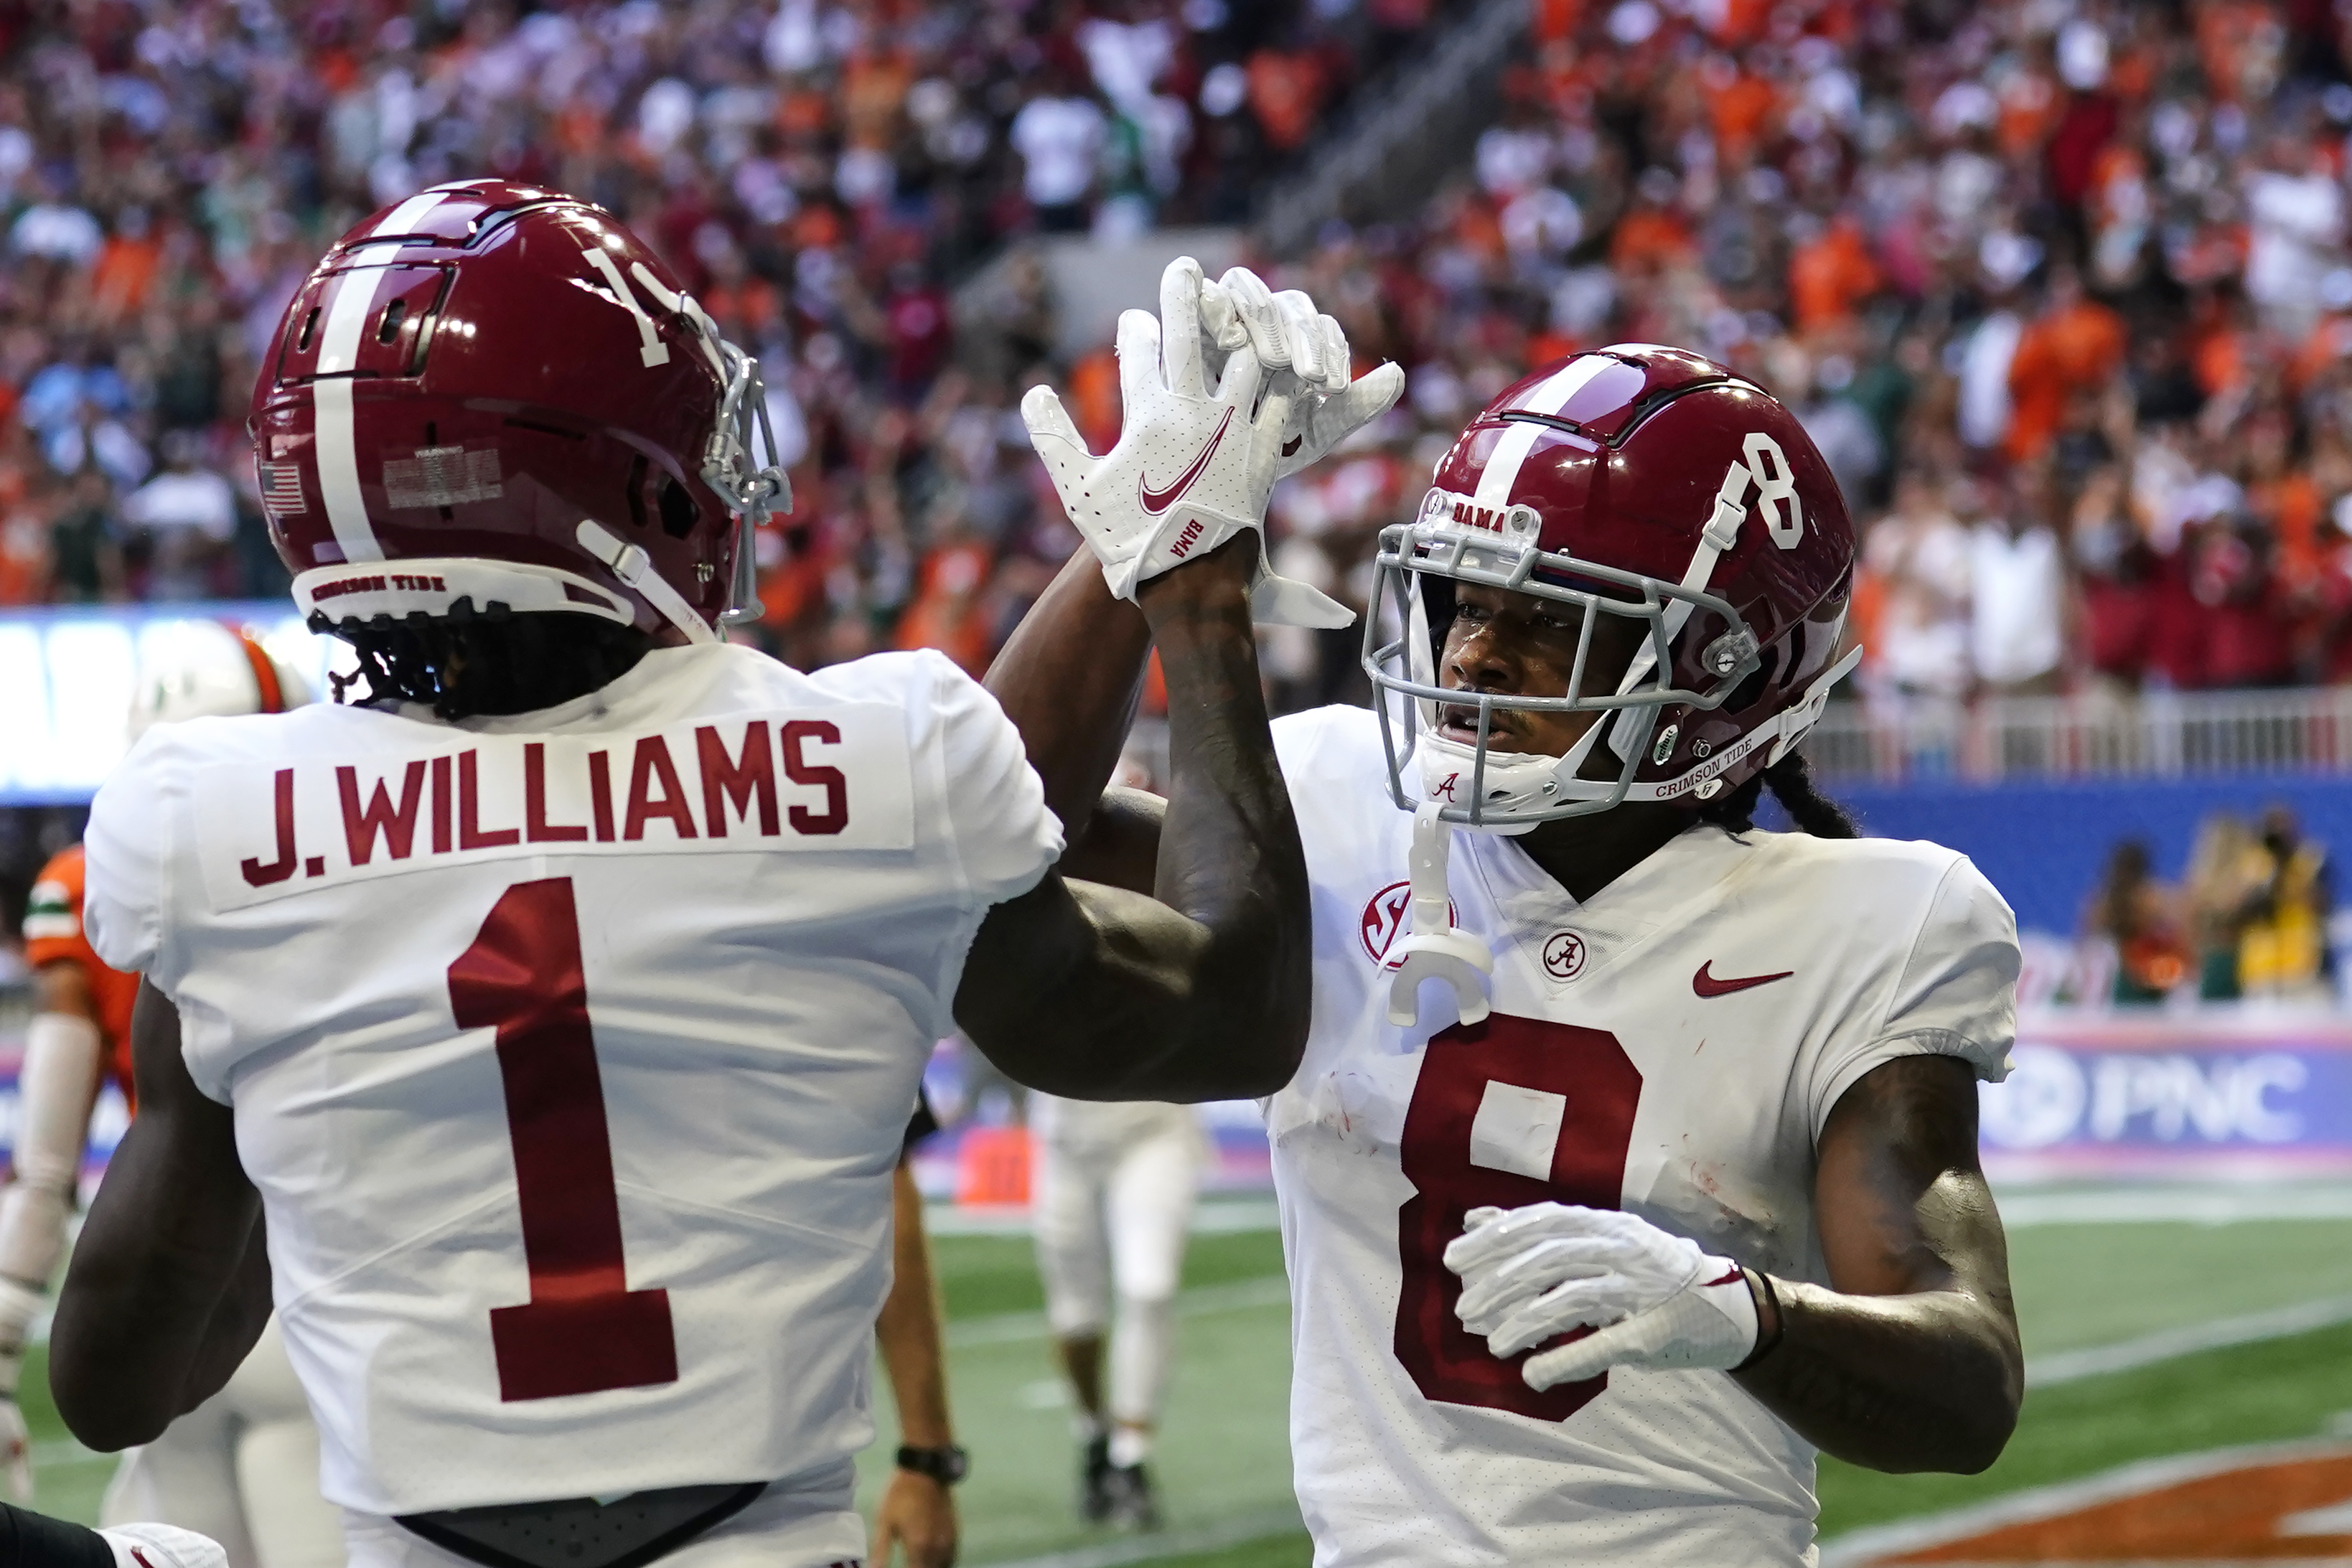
left=249, top=179, right=787, bottom=650
left=1363, top=344, right=1862, bottom=830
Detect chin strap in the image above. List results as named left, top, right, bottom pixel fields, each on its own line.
left=1385, top=803, right=1494, bottom=1028
left=577, top=520, right=720, bottom=645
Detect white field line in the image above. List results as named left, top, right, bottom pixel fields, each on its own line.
left=2026, top=1292, right=2352, bottom=1386
left=1998, top=1186, right=2352, bottom=1227
left=947, top=1276, right=1289, bottom=1349
left=1817, top=1437, right=2352, bottom=1566
left=976, top=1505, right=1304, bottom=1568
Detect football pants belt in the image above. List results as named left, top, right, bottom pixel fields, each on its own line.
left=394, top=1482, right=769, bottom=1568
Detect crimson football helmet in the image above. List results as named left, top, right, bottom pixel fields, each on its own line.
left=1364, top=344, right=1860, bottom=830
left=250, top=180, right=786, bottom=647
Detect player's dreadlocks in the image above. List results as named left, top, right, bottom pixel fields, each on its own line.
left=1695, top=750, right=1859, bottom=839
left=322, top=609, right=657, bottom=723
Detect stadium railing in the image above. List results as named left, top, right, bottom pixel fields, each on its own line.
left=1808, top=688, right=2352, bottom=782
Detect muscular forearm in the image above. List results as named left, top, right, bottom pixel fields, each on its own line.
left=876, top=1165, right=952, bottom=1447
left=1734, top=1274, right=2021, bottom=1473
left=1133, top=539, right=1311, bottom=1089
left=54, top=1168, right=265, bottom=1449
left=985, top=550, right=1152, bottom=862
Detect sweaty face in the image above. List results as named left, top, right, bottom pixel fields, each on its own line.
left=1435, top=581, right=1653, bottom=762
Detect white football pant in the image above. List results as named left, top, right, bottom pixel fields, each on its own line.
left=100, top=1317, right=343, bottom=1568
left=1031, top=1108, right=1203, bottom=1429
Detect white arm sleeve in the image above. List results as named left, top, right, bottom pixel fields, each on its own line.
left=1808, top=855, right=2020, bottom=1140
left=0, top=1012, right=103, bottom=1301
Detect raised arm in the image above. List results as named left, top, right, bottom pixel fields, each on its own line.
left=1731, top=1054, right=2022, bottom=1472
left=985, top=261, right=1398, bottom=893
left=985, top=548, right=1153, bottom=876
left=50, top=981, right=272, bottom=1452
left=955, top=535, right=1308, bottom=1101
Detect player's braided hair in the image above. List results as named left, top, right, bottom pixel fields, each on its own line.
left=1694, top=751, right=1859, bottom=839
left=324, top=609, right=656, bottom=722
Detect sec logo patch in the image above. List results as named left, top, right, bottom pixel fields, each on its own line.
left=1361, top=881, right=1458, bottom=964
left=1542, top=930, right=1588, bottom=980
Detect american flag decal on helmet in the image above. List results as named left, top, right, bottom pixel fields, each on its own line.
left=258, top=460, right=306, bottom=520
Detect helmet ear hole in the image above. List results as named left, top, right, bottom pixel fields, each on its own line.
left=657, top=474, right=699, bottom=539
left=1725, top=645, right=1777, bottom=711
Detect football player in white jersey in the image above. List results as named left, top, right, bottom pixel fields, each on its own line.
left=992, top=267, right=2025, bottom=1564
left=42, top=187, right=1341, bottom=1568
left=1027, top=1089, right=1204, bottom=1528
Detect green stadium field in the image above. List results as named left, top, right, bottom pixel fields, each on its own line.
left=19, top=1192, right=2352, bottom=1567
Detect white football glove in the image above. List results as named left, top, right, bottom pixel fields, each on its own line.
left=1024, top=256, right=1307, bottom=615
left=100, top=1524, right=230, bottom=1568
left=1204, top=266, right=1405, bottom=483
left=1444, top=1203, right=1759, bottom=1392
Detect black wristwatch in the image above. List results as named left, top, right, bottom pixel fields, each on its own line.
left=896, top=1445, right=970, bottom=1485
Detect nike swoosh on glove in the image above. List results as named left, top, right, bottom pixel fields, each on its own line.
left=1026, top=256, right=1318, bottom=616
left=1444, top=1201, right=1758, bottom=1392
left=100, top=1524, right=230, bottom=1568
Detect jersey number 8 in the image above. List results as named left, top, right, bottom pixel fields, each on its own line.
left=1393, top=1014, right=1642, bottom=1422
left=450, top=877, right=679, bottom=1402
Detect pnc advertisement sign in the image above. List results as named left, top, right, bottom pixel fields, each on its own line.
left=1979, top=1014, right=2352, bottom=1180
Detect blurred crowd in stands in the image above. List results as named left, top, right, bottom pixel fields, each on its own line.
left=19, top=0, right=2352, bottom=714
left=0, top=0, right=1436, bottom=634
left=2082, top=807, right=2335, bottom=1003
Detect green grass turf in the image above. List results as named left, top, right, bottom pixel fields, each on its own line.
left=856, top=1227, right=1296, bottom=1564
left=2001, top=1216, right=2352, bottom=1353
left=932, top=1229, right=1288, bottom=1323
left=1100, top=1317, right=2352, bottom=1568
left=1022, top=1216, right=2352, bottom=1568
left=26, top=1214, right=2352, bottom=1559
left=19, top=1343, right=113, bottom=1525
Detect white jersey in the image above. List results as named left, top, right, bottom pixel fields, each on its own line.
left=83, top=643, right=1062, bottom=1518
left=1267, top=706, right=2018, bottom=1568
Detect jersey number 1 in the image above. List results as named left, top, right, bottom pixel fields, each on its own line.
left=449, top=877, right=678, bottom=1402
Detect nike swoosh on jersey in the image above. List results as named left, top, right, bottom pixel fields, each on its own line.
left=1692, top=961, right=1794, bottom=997
left=1139, top=406, right=1235, bottom=515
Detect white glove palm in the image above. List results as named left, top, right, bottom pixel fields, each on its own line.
left=1024, top=257, right=1301, bottom=609
left=100, top=1524, right=230, bottom=1568
left=1444, top=1202, right=1758, bottom=1391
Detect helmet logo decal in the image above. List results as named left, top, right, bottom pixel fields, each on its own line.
left=1418, top=488, right=1540, bottom=542
left=1434, top=771, right=1459, bottom=801
left=258, top=460, right=306, bottom=520
left=1742, top=432, right=1803, bottom=548
left=579, top=247, right=673, bottom=369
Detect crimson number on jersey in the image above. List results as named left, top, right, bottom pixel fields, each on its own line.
left=1393, top=1013, right=1641, bottom=1421
left=450, top=876, right=678, bottom=1402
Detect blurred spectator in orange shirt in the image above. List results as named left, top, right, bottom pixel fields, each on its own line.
left=1609, top=169, right=1696, bottom=276
left=2007, top=268, right=2126, bottom=463
left=1788, top=214, right=1881, bottom=335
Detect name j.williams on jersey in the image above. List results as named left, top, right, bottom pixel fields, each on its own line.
left=190, top=706, right=918, bottom=911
